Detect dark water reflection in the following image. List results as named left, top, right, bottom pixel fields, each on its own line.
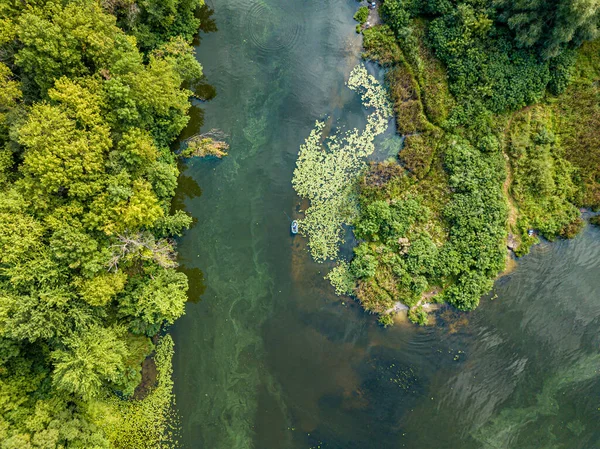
left=171, top=0, right=600, bottom=447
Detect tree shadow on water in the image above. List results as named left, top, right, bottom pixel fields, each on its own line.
left=178, top=266, right=207, bottom=303
left=193, top=4, right=217, bottom=47
left=171, top=172, right=202, bottom=213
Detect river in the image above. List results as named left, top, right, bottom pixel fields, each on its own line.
left=171, top=1, right=600, bottom=448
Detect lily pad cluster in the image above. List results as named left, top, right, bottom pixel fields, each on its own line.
left=292, top=64, right=392, bottom=262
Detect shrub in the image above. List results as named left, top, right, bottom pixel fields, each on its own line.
left=408, top=305, right=428, bottom=325
left=506, top=107, right=582, bottom=252
left=552, top=41, right=600, bottom=209
left=548, top=49, right=577, bottom=95
left=378, top=313, right=395, bottom=327
left=351, top=244, right=379, bottom=278
left=380, top=0, right=411, bottom=37
left=362, top=26, right=404, bottom=64
left=354, top=6, right=369, bottom=25
left=428, top=5, right=552, bottom=119
left=400, top=129, right=441, bottom=178
left=386, top=64, right=430, bottom=134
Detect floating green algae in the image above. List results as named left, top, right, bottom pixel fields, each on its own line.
left=471, top=353, right=600, bottom=449
left=292, top=64, right=392, bottom=262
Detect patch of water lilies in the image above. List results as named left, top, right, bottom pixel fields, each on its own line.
left=325, top=261, right=355, bottom=295
left=292, top=64, right=392, bottom=262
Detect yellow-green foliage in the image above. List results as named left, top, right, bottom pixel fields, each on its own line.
left=325, top=261, right=355, bottom=296
left=0, top=0, right=203, bottom=445
left=78, top=272, right=128, bottom=307
left=552, top=40, right=600, bottom=209
left=507, top=106, right=582, bottom=255
left=354, top=6, right=369, bottom=25
left=292, top=64, right=392, bottom=261
left=92, top=336, right=178, bottom=449
left=405, top=21, right=455, bottom=126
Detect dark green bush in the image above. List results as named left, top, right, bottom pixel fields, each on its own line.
left=428, top=5, right=552, bottom=119
left=381, top=0, right=412, bottom=36
left=351, top=243, right=380, bottom=279
left=440, top=139, right=507, bottom=307
left=548, top=49, right=577, bottom=95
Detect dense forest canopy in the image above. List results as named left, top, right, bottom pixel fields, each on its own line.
left=335, top=0, right=600, bottom=325
left=495, top=0, right=600, bottom=59
left=0, top=0, right=205, bottom=446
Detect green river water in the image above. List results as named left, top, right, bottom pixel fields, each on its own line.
left=171, top=1, right=600, bottom=447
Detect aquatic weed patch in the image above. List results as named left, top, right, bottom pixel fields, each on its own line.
left=94, top=336, right=180, bottom=449
left=292, top=64, right=392, bottom=262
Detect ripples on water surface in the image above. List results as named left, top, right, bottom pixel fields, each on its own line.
left=172, top=1, right=600, bottom=447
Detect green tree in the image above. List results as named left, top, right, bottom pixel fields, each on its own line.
left=17, top=99, right=109, bottom=207
left=112, top=0, right=203, bottom=51
left=119, top=269, right=188, bottom=336
left=52, top=325, right=129, bottom=400
left=495, top=0, right=600, bottom=58
left=380, top=0, right=412, bottom=36
left=14, top=1, right=130, bottom=97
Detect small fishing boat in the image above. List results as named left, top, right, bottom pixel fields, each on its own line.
left=291, top=220, right=299, bottom=235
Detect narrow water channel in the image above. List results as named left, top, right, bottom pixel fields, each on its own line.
left=172, top=1, right=600, bottom=448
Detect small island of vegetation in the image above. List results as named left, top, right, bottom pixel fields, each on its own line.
left=296, top=0, right=600, bottom=326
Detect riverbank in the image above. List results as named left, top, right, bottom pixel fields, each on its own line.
left=339, top=1, right=600, bottom=325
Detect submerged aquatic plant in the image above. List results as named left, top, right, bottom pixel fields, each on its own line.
left=325, top=261, right=355, bottom=295
left=292, top=64, right=392, bottom=262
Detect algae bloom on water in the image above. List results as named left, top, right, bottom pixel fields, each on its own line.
left=292, top=64, right=392, bottom=262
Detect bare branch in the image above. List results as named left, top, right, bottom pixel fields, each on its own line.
left=107, top=232, right=178, bottom=271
